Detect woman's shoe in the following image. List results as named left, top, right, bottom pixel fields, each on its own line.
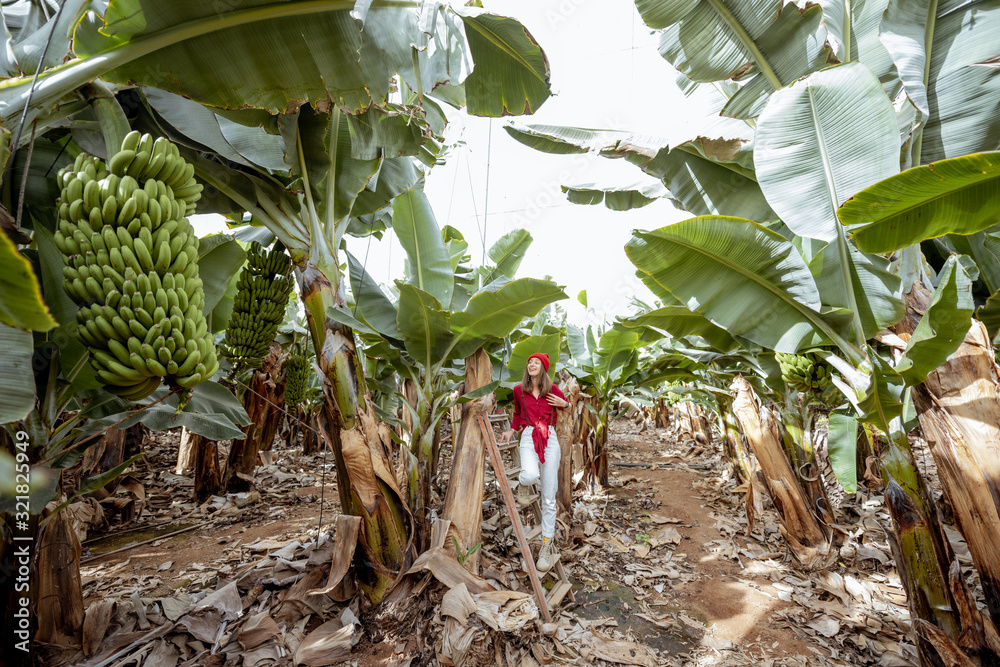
left=536, top=539, right=560, bottom=572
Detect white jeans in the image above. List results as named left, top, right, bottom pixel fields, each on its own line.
left=518, top=426, right=560, bottom=539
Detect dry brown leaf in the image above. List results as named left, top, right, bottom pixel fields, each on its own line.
left=294, top=619, right=353, bottom=667
left=579, top=630, right=656, bottom=667
left=239, top=612, right=282, bottom=650
left=405, top=547, right=496, bottom=594
left=441, top=583, right=477, bottom=625
left=308, top=514, right=360, bottom=601
left=474, top=591, right=537, bottom=632
left=82, top=599, right=116, bottom=656
left=143, top=639, right=180, bottom=667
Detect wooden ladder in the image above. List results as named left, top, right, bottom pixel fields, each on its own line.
left=477, top=411, right=575, bottom=623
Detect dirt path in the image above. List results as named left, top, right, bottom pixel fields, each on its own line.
left=69, top=421, right=919, bottom=666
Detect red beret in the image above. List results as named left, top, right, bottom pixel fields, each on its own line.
left=527, top=352, right=550, bottom=372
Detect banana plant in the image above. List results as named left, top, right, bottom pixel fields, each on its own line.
left=325, top=195, right=566, bottom=545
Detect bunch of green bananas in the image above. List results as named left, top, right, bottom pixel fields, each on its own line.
left=219, top=242, right=294, bottom=369
left=284, top=353, right=308, bottom=408
left=53, top=131, right=217, bottom=400
left=776, top=352, right=833, bottom=396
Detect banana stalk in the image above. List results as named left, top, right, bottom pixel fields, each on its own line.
left=299, top=263, right=412, bottom=602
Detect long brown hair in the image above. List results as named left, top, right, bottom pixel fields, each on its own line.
left=521, top=365, right=552, bottom=397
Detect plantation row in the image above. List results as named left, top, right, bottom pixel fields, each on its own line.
left=2, top=2, right=1000, bottom=666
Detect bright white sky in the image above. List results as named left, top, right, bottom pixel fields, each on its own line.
left=196, top=0, right=713, bottom=326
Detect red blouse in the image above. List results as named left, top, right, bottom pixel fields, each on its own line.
left=511, top=384, right=567, bottom=432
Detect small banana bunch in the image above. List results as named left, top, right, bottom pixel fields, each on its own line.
left=219, top=242, right=294, bottom=369
left=284, top=353, right=308, bottom=408
left=777, top=352, right=835, bottom=401
left=54, top=131, right=217, bottom=400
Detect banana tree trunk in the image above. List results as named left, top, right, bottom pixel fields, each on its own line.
left=730, top=376, right=836, bottom=570
left=585, top=403, right=610, bottom=490
left=894, top=283, right=1000, bottom=653
left=720, top=400, right=754, bottom=484
left=655, top=398, right=670, bottom=429
left=780, top=405, right=836, bottom=525
left=300, top=264, right=412, bottom=603
left=555, top=373, right=582, bottom=515
left=224, top=346, right=284, bottom=492
left=175, top=427, right=197, bottom=475
left=35, top=509, right=84, bottom=650
left=193, top=433, right=222, bottom=503
left=441, top=349, right=494, bottom=572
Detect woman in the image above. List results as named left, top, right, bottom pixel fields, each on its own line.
left=501, top=352, right=569, bottom=573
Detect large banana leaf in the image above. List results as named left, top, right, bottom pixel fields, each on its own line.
left=346, top=251, right=400, bottom=340
left=625, top=216, right=859, bottom=360
left=487, top=229, right=532, bottom=280
left=196, top=235, right=246, bottom=315
left=392, top=188, right=454, bottom=308
left=593, top=327, right=640, bottom=381
left=1, top=228, right=56, bottom=331
left=0, top=323, right=34, bottom=423
left=827, top=411, right=859, bottom=493
left=458, top=10, right=550, bottom=116
left=508, top=333, right=560, bottom=382
left=143, top=88, right=287, bottom=172
left=815, top=0, right=900, bottom=98
left=809, top=241, right=904, bottom=338
left=0, top=2, right=551, bottom=125
left=621, top=306, right=742, bottom=353
left=505, top=124, right=774, bottom=220
left=895, top=256, right=974, bottom=386
left=561, top=180, right=666, bottom=211
left=109, top=381, right=251, bottom=440
left=881, top=0, right=1000, bottom=163
left=396, top=285, right=452, bottom=371
left=449, top=278, right=567, bottom=360
left=755, top=62, right=899, bottom=243
left=937, top=232, right=1000, bottom=296
left=839, top=152, right=1000, bottom=253
left=636, top=0, right=830, bottom=119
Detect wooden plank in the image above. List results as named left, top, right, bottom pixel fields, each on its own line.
left=546, top=581, right=572, bottom=607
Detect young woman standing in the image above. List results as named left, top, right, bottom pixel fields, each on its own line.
left=501, top=352, right=569, bottom=572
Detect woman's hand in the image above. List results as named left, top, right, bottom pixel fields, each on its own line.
left=500, top=429, right=515, bottom=443
left=546, top=394, right=568, bottom=408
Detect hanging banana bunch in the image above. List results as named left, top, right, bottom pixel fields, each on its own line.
left=284, top=353, right=308, bottom=408
left=53, top=131, right=217, bottom=400
left=776, top=352, right=836, bottom=402
left=219, top=242, right=294, bottom=370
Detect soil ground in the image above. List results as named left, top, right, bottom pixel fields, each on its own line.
left=69, top=416, right=927, bottom=666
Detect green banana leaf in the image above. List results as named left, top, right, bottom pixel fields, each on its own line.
left=487, top=229, right=532, bottom=280
left=449, top=278, right=567, bottom=360
left=143, top=88, right=287, bottom=172
left=1, top=1, right=551, bottom=125
left=814, top=0, right=901, bottom=98
left=827, top=410, right=859, bottom=493
left=106, top=381, right=250, bottom=440
left=0, top=323, right=35, bottom=423
left=396, top=284, right=452, bottom=371
left=978, top=290, right=1000, bottom=341
left=755, top=62, right=899, bottom=243
left=196, top=234, right=246, bottom=316
left=593, top=328, right=641, bottom=379
left=808, top=240, right=904, bottom=338
left=896, top=256, right=974, bottom=385
left=508, top=333, right=560, bottom=382
left=626, top=216, right=858, bottom=359
left=346, top=251, right=401, bottom=340
left=3, top=227, right=57, bottom=331
left=936, top=231, right=1000, bottom=296
left=561, top=180, right=666, bottom=211
left=458, top=10, right=550, bottom=116
left=840, top=152, right=1000, bottom=253
left=392, top=188, right=454, bottom=308
left=505, top=124, right=774, bottom=220
left=881, top=0, right=1000, bottom=163
left=621, top=306, right=742, bottom=353
left=565, top=323, right=591, bottom=368
left=635, top=0, right=830, bottom=119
